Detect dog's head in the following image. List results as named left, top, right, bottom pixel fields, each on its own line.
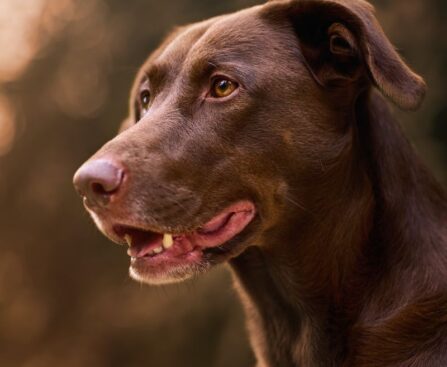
left=73, top=0, right=425, bottom=284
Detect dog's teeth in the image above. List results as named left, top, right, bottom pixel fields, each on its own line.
left=153, top=246, right=163, bottom=255
left=163, top=234, right=174, bottom=249
left=124, top=234, right=132, bottom=247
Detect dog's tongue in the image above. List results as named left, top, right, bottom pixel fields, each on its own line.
left=125, top=201, right=256, bottom=259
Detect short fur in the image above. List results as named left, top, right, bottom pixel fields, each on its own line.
left=74, top=0, right=447, bottom=366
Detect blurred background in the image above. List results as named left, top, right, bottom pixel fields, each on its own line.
left=0, top=0, right=445, bottom=366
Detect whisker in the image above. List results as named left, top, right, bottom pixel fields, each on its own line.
left=284, top=195, right=308, bottom=212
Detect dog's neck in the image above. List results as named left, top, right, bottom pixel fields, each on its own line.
left=230, top=91, right=447, bottom=367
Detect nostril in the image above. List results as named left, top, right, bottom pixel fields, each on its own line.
left=92, top=182, right=110, bottom=196
left=90, top=173, right=123, bottom=196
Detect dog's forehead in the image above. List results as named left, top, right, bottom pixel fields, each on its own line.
left=135, top=5, right=273, bottom=86
left=168, top=8, right=266, bottom=60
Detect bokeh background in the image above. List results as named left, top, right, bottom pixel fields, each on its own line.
left=0, top=0, right=445, bottom=366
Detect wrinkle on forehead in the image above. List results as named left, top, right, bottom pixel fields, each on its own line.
left=156, top=20, right=215, bottom=71
left=187, top=14, right=270, bottom=69
left=153, top=6, right=266, bottom=78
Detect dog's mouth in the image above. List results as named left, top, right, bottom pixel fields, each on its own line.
left=110, top=201, right=256, bottom=282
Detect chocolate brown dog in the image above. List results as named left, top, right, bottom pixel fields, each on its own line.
left=73, top=0, right=447, bottom=365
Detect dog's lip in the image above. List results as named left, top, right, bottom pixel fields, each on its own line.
left=112, top=200, right=256, bottom=260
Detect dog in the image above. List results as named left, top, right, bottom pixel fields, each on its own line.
left=73, top=0, right=447, bottom=365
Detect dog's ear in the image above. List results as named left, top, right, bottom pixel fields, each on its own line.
left=262, top=0, right=426, bottom=110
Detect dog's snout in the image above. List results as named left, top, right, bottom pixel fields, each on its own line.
left=73, top=159, right=124, bottom=206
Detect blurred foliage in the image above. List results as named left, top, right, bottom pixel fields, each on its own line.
left=0, top=0, right=445, bottom=366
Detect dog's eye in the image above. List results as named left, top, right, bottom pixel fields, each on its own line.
left=140, top=90, right=151, bottom=114
left=211, top=78, right=238, bottom=98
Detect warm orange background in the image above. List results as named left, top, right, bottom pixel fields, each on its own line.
left=0, top=1, right=445, bottom=366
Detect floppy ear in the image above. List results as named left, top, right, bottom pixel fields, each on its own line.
left=262, top=0, right=426, bottom=110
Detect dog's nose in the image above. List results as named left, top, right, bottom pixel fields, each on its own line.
left=73, top=159, right=124, bottom=206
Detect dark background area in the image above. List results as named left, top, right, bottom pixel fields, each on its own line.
left=0, top=0, right=445, bottom=366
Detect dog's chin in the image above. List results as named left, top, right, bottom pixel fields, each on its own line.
left=90, top=200, right=257, bottom=285
left=126, top=239, right=214, bottom=285
left=129, top=259, right=210, bottom=285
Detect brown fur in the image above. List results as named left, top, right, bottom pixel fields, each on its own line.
left=74, top=0, right=447, bottom=365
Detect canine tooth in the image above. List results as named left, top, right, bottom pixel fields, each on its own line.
left=124, top=234, right=132, bottom=247
left=163, top=234, right=174, bottom=249
left=153, top=246, right=163, bottom=254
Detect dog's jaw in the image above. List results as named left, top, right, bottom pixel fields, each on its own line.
left=87, top=200, right=257, bottom=285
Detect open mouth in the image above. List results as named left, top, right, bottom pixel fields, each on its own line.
left=113, top=201, right=256, bottom=265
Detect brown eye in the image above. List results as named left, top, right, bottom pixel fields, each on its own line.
left=140, top=90, right=151, bottom=112
left=211, top=78, right=238, bottom=98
